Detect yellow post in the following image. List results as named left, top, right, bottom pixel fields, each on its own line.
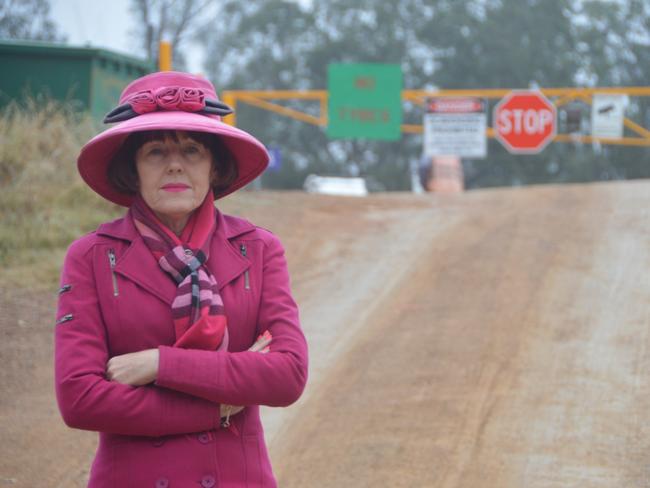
left=159, top=41, right=172, bottom=71
left=221, top=91, right=237, bottom=126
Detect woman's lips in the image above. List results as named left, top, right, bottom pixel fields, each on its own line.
left=162, top=184, right=190, bottom=192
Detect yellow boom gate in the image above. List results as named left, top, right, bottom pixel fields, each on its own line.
left=221, top=87, right=650, bottom=147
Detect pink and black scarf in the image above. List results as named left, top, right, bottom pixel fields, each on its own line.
left=129, top=192, right=228, bottom=351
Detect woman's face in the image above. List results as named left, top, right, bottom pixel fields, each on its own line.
left=135, top=131, right=214, bottom=225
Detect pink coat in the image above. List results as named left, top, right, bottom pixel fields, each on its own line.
left=54, top=209, right=308, bottom=487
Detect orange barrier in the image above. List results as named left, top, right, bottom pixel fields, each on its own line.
left=423, top=156, right=464, bottom=194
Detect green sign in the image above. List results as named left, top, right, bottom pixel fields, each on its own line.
left=327, top=63, right=402, bottom=140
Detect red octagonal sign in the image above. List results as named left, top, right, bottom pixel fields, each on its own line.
left=493, top=91, right=556, bottom=154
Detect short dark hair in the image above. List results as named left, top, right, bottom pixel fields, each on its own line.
left=107, top=130, right=239, bottom=198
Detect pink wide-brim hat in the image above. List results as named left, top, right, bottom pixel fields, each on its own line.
left=77, top=71, right=269, bottom=207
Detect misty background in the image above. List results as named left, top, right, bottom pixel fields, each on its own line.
left=2, top=0, right=649, bottom=191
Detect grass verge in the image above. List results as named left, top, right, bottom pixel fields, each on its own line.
left=0, top=99, right=122, bottom=291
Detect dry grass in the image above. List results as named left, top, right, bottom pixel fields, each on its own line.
left=0, top=99, right=122, bottom=290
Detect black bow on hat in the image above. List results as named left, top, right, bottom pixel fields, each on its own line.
left=104, top=98, right=234, bottom=124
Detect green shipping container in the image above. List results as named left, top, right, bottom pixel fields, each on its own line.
left=0, top=39, right=154, bottom=120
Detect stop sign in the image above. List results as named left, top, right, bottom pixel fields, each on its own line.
left=493, top=91, right=556, bottom=154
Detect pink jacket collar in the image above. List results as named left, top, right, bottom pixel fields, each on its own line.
left=96, top=208, right=256, bottom=304
left=96, top=208, right=256, bottom=241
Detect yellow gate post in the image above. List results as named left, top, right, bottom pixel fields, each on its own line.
left=159, top=41, right=172, bottom=71
left=220, top=91, right=237, bottom=126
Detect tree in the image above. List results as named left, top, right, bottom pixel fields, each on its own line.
left=571, top=0, right=650, bottom=182
left=200, top=0, right=438, bottom=190
left=195, top=0, right=650, bottom=190
left=427, top=0, right=590, bottom=188
left=130, top=0, right=215, bottom=69
left=0, top=0, right=65, bottom=41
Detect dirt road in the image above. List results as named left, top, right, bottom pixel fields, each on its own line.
left=1, top=182, right=649, bottom=487
left=271, top=182, right=650, bottom=487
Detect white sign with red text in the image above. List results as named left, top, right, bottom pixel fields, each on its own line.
left=424, top=97, right=487, bottom=158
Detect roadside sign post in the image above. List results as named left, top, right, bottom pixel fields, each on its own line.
left=493, top=91, right=556, bottom=154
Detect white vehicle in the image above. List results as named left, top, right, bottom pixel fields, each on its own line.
left=303, top=174, right=368, bottom=197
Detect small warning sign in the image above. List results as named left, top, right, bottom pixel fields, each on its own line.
left=591, top=94, right=625, bottom=139
left=424, top=97, right=487, bottom=158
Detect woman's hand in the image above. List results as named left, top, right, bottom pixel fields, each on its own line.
left=106, top=349, right=159, bottom=386
left=220, top=404, right=245, bottom=418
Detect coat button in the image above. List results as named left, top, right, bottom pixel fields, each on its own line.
left=197, top=432, right=210, bottom=444
left=151, top=437, right=165, bottom=447
left=155, top=478, right=169, bottom=488
left=201, top=475, right=215, bottom=488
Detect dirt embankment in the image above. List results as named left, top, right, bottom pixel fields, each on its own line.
left=2, top=182, right=649, bottom=487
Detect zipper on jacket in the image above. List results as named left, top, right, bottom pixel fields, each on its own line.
left=56, top=313, right=73, bottom=325
left=239, top=244, right=250, bottom=290
left=108, top=249, right=119, bottom=296
left=58, top=284, right=72, bottom=295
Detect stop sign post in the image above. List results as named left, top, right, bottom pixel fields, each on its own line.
left=493, top=91, right=557, bottom=154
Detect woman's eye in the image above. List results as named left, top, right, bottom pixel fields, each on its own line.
left=147, top=147, right=164, bottom=156
left=184, top=145, right=201, bottom=154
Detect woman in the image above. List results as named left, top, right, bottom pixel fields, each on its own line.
left=54, top=71, right=308, bottom=487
